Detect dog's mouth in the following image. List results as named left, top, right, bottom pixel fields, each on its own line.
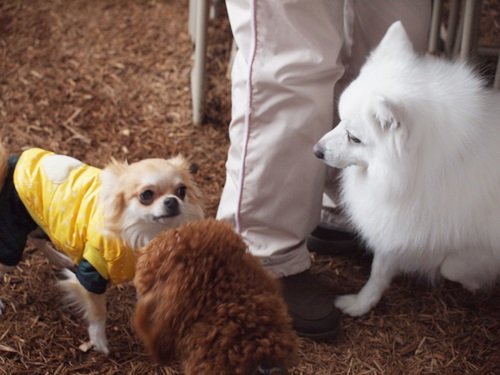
left=153, top=210, right=180, bottom=221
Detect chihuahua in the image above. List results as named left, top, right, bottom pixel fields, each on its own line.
left=0, top=143, right=204, bottom=354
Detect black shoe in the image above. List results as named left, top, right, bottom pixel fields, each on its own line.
left=307, top=223, right=363, bottom=256
left=280, top=270, right=341, bottom=341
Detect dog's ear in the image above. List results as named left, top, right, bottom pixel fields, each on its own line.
left=373, top=96, right=408, bottom=157
left=100, top=159, right=128, bottom=234
left=167, top=154, right=191, bottom=172
left=372, top=96, right=403, bottom=131
left=372, top=21, right=415, bottom=59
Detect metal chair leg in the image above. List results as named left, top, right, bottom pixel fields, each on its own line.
left=445, top=0, right=460, bottom=57
left=460, top=0, right=481, bottom=60
left=428, top=0, right=443, bottom=54
left=191, top=0, right=209, bottom=125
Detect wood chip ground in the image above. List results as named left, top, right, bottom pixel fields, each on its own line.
left=0, top=1, right=499, bottom=374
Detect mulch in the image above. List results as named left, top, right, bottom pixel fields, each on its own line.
left=0, top=1, right=499, bottom=374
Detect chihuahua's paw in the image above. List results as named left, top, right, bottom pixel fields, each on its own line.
left=93, top=339, right=110, bottom=356
left=335, top=293, right=373, bottom=317
left=79, top=340, right=110, bottom=356
left=87, top=322, right=110, bottom=355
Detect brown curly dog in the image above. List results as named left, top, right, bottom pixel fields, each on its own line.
left=133, top=218, right=298, bottom=375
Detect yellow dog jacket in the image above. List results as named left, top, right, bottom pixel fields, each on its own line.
left=13, top=148, right=135, bottom=285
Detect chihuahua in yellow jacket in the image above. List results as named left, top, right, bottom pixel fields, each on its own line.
left=0, top=143, right=204, bottom=355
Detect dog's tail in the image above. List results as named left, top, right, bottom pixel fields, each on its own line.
left=0, top=141, right=8, bottom=190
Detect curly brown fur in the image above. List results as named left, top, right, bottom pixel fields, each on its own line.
left=0, top=140, right=205, bottom=354
left=133, top=219, right=298, bottom=375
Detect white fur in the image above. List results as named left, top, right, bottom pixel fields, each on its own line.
left=57, top=269, right=109, bottom=355
left=0, top=151, right=204, bottom=354
left=314, top=21, right=500, bottom=316
left=99, top=157, right=205, bottom=250
left=119, top=194, right=204, bottom=250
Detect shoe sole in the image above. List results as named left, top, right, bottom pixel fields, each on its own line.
left=295, top=324, right=341, bottom=341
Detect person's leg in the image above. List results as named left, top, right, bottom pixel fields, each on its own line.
left=309, top=0, right=432, bottom=253
left=218, top=0, right=347, bottom=339
left=346, top=0, right=432, bottom=83
left=219, top=0, right=346, bottom=276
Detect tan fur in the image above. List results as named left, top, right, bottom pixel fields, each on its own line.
left=99, top=159, right=128, bottom=234
left=57, top=270, right=107, bottom=321
left=0, top=141, right=205, bottom=354
left=133, top=219, right=298, bottom=375
left=100, top=154, right=204, bottom=237
left=57, top=270, right=109, bottom=354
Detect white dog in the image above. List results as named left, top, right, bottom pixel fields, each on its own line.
left=314, top=21, right=500, bottom=317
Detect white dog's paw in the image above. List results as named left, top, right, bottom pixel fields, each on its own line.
left=440, top=258, right=483, bottom=292
left=460, top=279, right=481, bottom=293
left=335, top=294, right=374, bottom=317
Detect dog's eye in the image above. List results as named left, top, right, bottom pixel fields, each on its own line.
left=139, top=189, right=155, bottom=205
left=347, top=131, right=362, bottom=144
left=175, top=184, right=187, bottom=200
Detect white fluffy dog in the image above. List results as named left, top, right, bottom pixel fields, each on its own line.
left=314, top=21, right=500, bottom=317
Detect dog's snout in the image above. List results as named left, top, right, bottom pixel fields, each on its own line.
left=153, top=197, right=181, bottom=220
left=313, top=144, right=325, bottom=160
left=163, top=197, right=180, bottom=217
left=164, top=197, right=179, bottom=210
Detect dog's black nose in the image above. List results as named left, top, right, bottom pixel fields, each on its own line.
left=313, top=144, right=325, bottom=159
left=164, top=197, right=178, bottom=209
left=163, top=197, right=180, bottom=216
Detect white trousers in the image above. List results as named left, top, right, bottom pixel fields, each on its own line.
left=217, top=0, right=431, bottom=277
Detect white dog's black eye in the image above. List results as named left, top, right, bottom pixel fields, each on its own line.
left=347, top=131, right=362, bottom=144
left=175, top=184, right=187, bottom=200
left=139, top=189, right=155, bottom=205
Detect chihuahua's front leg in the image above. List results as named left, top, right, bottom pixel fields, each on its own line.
left=81, top=289, right=108, bottom=355
left=57, top=269, right=109, bottom=355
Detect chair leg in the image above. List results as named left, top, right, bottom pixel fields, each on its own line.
left=188, top=0, right=196, bottom=43
left=460, top=0, right=482, bottom=60
left=428, top=0, right=443, bottom=54
left=445, top=0, right=460, bottom=57
left=191, top=0, right=209, bottom=125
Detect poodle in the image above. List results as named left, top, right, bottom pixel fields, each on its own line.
left=133, top=218, right=298, bottom=375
